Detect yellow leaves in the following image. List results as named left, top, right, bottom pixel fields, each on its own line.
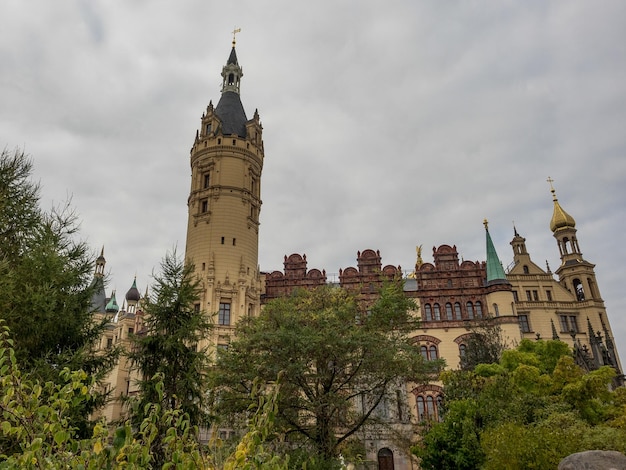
left=93, top=440, right=103, bottom=455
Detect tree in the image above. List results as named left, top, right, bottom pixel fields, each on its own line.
left=459, top=318, right=506, bottom=371
left=0, top=149, right=118, bottom=440
left=0, top=323, right=288, bottom=469
left=128, top=250, right=212, bottom=466
left=212, top=283, right=441, bottom=464
left=415, top=339, right=626, bottom=469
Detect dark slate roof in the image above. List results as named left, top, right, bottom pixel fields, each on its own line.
left=227, top=47, right=238, bottom=65
left=215, top=91, right=248, bottom=137
left=90, top=276, right=107, bottom=313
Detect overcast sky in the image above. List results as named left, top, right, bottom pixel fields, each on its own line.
left=2, top=1, right=625, bottom=362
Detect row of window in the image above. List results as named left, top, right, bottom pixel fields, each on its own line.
left=517, top=313, right=579, bottom=334
left=423, top=301, right=483, bottom=321
left=416, top=394, right=443, bottom=422
left=513, top=289, right=553, bottom=302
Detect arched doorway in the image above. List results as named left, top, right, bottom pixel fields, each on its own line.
left=378, top=447, right=394, bottom=470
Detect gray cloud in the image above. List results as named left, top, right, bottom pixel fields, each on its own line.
left=1, top=0, right=625, bottom=361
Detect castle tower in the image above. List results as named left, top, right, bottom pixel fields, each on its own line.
left=484, top=219, right=516, bottom=318
left=548, top=180, right=601, bottom=302
left=184, top=36, right=264, bottom=348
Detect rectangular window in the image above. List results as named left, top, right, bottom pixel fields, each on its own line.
left=569, top=315, right=579, bottom=333
left=200, top=199, right=208, bottom=213
left=218, top=302, right=231, bottom=325
left=546, top=290, right=552, bottom=301
left=526, top=290, right=532, bottom=301
left=106, top=337, right=113, bottom=349
left=512, top=291, right=519, bottom=302
left=194, top=303, right=200, bottom=313
left=518, top=314, right=531, bottom=333
left=128, top=327, right=134, bottom=336
left=532, top=290, right=539, bottom=301
left=203, top=173, right=210, bottom=188
left=559, top=315, right=569, bottom=332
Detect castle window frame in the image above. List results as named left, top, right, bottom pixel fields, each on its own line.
left=466, top=301, right=474, bottom=319
left=518, top=314, right=531, bottom=333
left=200, top=199, right=208, bottom=213
left=475, top=301, right=483, bottom=318
left=546, top=290, right=552, bottom=301
left=445, top=302, right=453, bottom=320
left=433, top=303, right=441, bottom=321
left=218, top=302, right=231, bottom=326
left=203, top=173, right=210, bottom=189
left=424, top=304, right=432, bottom=321
left=454, top=302, right=462, bottom=320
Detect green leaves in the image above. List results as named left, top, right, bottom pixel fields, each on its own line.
left=213, top=283, right=436, bottom=463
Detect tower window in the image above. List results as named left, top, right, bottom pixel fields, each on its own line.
left=232, top=238, right=236, bottom=246
left=221, top=237, right=225, bottom=244
left=206, top=123, right=211, bottom=134
left=523, top=265, right=529, bottom=274
left=200, top=199, right=208, bottom=213
left=519, top=314, right=531, bottom=333
left=532, top=290, right=539, bottom=301
left=217, top=138, right=221, bottom=145
left=232, top=139, right=236, bottom=146
left=546, top=290, right=552, bottom=301
left=203, top=173, right=210, bottom=189
left=218, top=302, right=231, bottom=325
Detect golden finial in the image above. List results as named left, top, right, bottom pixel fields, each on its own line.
left=232, top=27, right=241, bottom=47
left=483, top=218, right=489, bottom=231
left=416, top=245, right=423, bottom=267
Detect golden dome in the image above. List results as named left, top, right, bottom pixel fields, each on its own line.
left=548, top=181, right=576, bottom=232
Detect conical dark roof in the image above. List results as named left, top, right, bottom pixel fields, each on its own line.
left=215, top=91, right=248, bottom=137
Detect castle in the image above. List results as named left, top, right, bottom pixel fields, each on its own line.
left=91, top=40, right=623, bottom=469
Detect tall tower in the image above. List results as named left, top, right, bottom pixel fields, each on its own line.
left=185, top=36, right=264, bottom=348
left=548, top=182, right=602, bottom=302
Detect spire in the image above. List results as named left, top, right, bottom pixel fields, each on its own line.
left=105, top=290, right=119, bottom=314
left=548, top=177, right=576, bottom=233
left=215, top=32, right=248, bottom=137
left=484, top=219, right=508, bottom=284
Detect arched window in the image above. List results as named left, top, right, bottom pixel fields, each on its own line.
left=429, top=345, right=438, bottom=360
left=417, top=396, right=425, bottom=421
left=426, top=396, right=436, bottom=419
left=420, top=346, right=428, bottom=361
left=436, top=395, right=444, bottom=421
left=445, top=303, right=453, bottom=320
left=433, top=303, right=441, bottom=320
left=466, top=301, right=474, bottom=319
left=475, top=301, right=483, bottom=318
left=492, top=303, right=499, bottom=316
left=416, top=394, right=442, bottom=423
left=573, top=278, right=585, bottom=301
left=424, top=304, right=432, bottom=321
left=523, top=265, right=529, bottom=274
left=454, top=302, right=462, bottom=320
left=459, top=343, right=467, bottom=358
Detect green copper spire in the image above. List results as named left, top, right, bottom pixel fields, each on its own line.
left=484, top=219, right=507, bottom=283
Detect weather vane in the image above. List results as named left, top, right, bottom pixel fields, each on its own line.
left=232, top=27, right=241, bottom=46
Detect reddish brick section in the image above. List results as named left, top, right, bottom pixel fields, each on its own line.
left=411, top=245, right=488, bottom=325
left=262, top=253, right=326, bottom=301
left=339, top=249, right=402, bottom=305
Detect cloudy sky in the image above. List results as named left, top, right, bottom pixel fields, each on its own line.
left=2, top=1, right=625, bottom=361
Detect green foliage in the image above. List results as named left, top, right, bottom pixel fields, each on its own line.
left=0, top=149, right=117, bottom=439
left=0, top=324, right=288, bottom=468
left=128, top=249, right=212, bottom=466
left=459, top=318, right=506, bottom=371
left=213, top=283, right=441, bottom=462
left=415, top=339, right=626, bottom=469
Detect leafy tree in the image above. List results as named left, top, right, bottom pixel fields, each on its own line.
left=0, top=149, right=118, bottom=440
left=459, top=318, right=506, bottom=371
left=128, top=249, right=212, bottom=466
left=0, top=323, right=288, bottom=469
left=212, top=283, right=441, bottom=464
left=415, top=339, right=626, bottom=469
